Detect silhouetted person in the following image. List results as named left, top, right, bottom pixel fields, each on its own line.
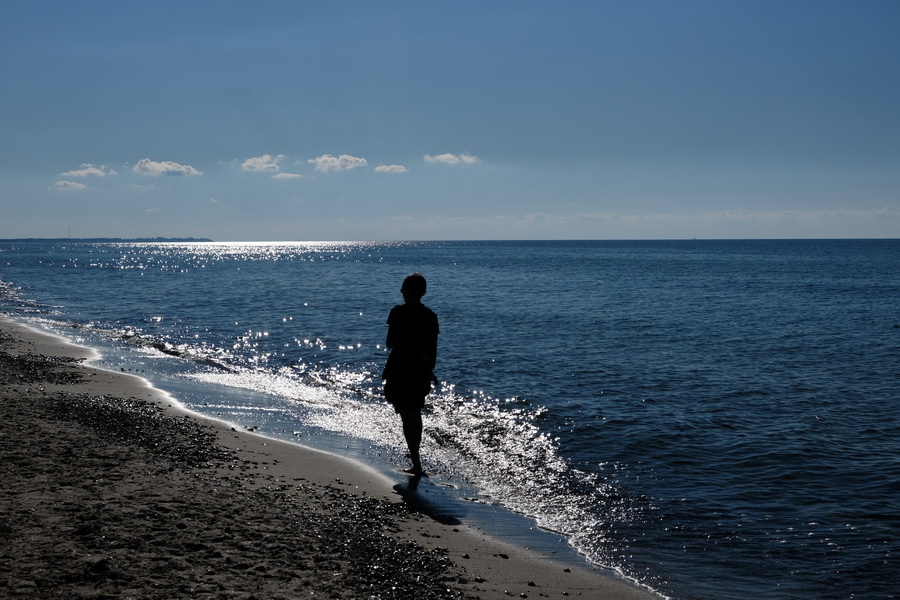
left=382, top=273, right=439, bottom=475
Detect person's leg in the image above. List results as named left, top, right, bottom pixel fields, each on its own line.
left=399, top=410, right=423, bottom=474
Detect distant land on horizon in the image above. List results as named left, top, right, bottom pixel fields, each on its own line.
left=0, top=237, right=215, bottom=243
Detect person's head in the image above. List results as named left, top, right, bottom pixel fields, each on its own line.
left=401, top=273, right=427, bottom=301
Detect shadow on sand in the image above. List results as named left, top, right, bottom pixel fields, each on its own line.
left=393, top=474, right=466, bottom=526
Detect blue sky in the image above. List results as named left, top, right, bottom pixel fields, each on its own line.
left=2, top=1, right=898, bottom=240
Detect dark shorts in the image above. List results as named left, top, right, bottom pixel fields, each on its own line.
left=383, top=377, right=430, bottom=413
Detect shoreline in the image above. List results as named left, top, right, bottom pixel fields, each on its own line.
left=1, top=316, right=659, bottom=599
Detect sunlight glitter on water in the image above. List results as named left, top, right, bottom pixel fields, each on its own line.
left=183, top=360, right=645, bottom=583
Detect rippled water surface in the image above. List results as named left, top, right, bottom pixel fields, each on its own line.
left=2, top=239, right=898, bottom=599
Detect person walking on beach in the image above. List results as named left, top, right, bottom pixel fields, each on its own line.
left=382, top=273, right=439, bottom=476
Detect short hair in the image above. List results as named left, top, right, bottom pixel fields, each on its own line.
left=401, top=273, right=427, bottom=298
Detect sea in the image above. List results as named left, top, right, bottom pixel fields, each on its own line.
left=1, top=239, right=897, bottom=600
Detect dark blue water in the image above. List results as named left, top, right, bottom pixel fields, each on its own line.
left=2, top=240, right=898, bottom=599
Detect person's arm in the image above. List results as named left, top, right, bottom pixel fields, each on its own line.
left=427, top=317, right=439, bottom=384
left=385, top=307, right=399, bottom=349
left=425, top=314, right=438, bottom=370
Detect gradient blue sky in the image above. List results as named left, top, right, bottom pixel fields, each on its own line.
left=2, top=1, right=898, bottom=240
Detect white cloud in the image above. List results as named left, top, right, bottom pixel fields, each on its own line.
left=242, top=154, right=284, bottom=172
left=54, top=180, right=87, bottom=191
left=424, top=152, right=479, bottom=165
left=145, top=207, right=161, bottom=214
left=209, top=198, right=222, bottom=203
left=60, top=163, right=117, bottom=177
left=272, top=172, right=303, bottom=179
left=132, top=158, right=203, bottom=176
left=308, top=154, right=368, bottom=172
left=375, top=165, right=408, bottom=174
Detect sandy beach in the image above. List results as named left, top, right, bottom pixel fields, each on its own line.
left=1, top=316, right=657, bottom=599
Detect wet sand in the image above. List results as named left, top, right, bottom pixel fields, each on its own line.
left=0, top=316, right=658, bottom=599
